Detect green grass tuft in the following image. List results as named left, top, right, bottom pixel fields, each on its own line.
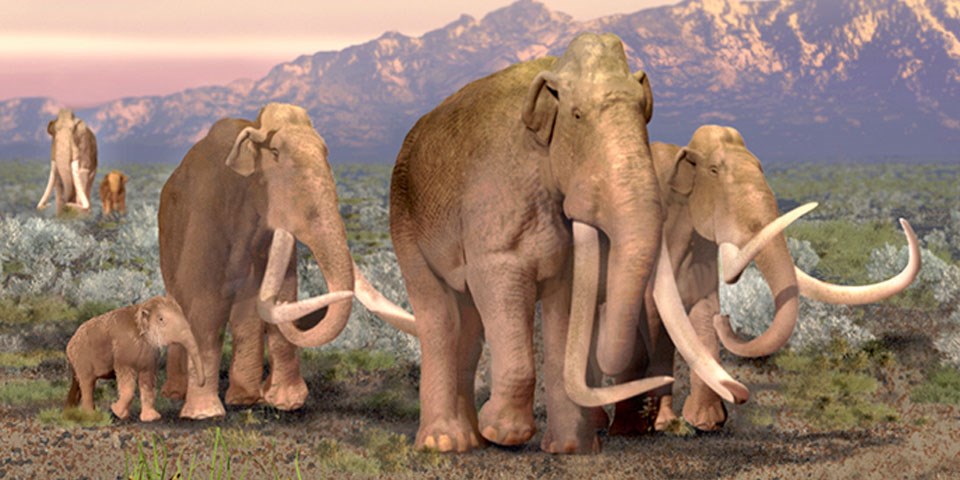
left=775, top=338, right=899, bottom=430
left=0, top=379, right=68, bottom=405
left=912, top=368, right=960, bottom=405
left=301, top=349, right=397, bottom=383
left=0, top=350, right=65, bottom=369
left=38, top=407, right=112, bottom=427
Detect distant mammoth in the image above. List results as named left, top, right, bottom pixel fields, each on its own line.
left=65, top=296, right=204, bottom=422
left=38, top=109, right=98, bottom=215
left=158, top=102, right=405, bottom=419
left=608, top=125, right=921, bottom=434
left=388, top=33, right=738, bottom=453
left=99, top=170, right=128, bottom=215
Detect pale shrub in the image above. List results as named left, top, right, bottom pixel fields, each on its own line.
left=720, top=237, right=876, bottom=350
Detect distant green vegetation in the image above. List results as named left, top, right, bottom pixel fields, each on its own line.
left=912, top=368, right=960, bottom=405
left=775, top=339, right=899, bottom=430
left=0, top=379, right=68, bottom=405
left=38, top=407, right=112, bottom=428
left=787, top=219, right=904, bottom=284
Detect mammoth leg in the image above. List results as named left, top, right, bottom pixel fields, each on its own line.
left=405, top=255, right=480, bottom=452
left=178, top=295, right=230, bottom=420
left=540, top=268, right=600, bottom=453
left=261, top=257, right=307, bottom=411
left=225, top=273, right=266, bottom=406
left=161, top=345, right=187, bottom=400
left=110, top=366, right=137, bottom=420
left=472, top=264, right=537, bottom=447
left=79, top=375, right=97, bottom=413
left=455, top=295, right=484, bottom=443
left=682, top=292, right=727, bottom=431
left=139, top=363, right=161, bottom=422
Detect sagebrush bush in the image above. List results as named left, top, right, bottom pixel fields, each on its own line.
left=721, top=238, right=876, bottom=350
left=867, top=243, right=960, bottom=308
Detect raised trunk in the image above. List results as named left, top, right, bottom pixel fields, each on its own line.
left=715, top=235, right=800, bottom=357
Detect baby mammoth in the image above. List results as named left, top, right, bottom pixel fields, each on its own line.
left=99, top=170, right=128, bottom=215
left=65, top=296, right=205, bottom=421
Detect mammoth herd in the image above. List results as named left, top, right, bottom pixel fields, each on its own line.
left=56, top=33, right=920, bottom=454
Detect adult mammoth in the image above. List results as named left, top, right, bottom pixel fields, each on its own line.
left=389, top=33, right=738, bottom=453
left=609, top=125, right=921, bottom=433
left=38, top=109, right=98, bottom=215
left=158, top=103, right=404, bottom=419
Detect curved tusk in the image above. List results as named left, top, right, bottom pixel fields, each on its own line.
left=720, top=202, right=817, bottom=284
left=37, top=162, right=56, bottom=210
left=797, top=218, right=921, bottom=304
left=256, top=228, right=353, bottom=324
left=652, top=238, right=749, bottom=404
left=353, top=262, right=417, bottom=336
left=70, top=161, right=91, bottom=210
left=564, top=221, right=674, bottom=408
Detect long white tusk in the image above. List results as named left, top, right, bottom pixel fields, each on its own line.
left=70, top=160, right=91, bottom=210
left=37, top=162, right=56, bottom=210
left=798, top=218, right=921, bottom=304
left=353, top=263, right=417, bottom=336
left=563, top=221, right=674, bottom=408
left=256, top=228, right=353, bottom=325
left=652, top=239, right=749, bottom=404
left=720, top=202, right=818, bottom=284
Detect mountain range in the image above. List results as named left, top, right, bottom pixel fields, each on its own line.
left=2, top=0, right=958, bottom=164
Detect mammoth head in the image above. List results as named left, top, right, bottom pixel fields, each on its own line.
left=48, top=108, right=81, bottom=137
left=224, top=103, right=315, bottom=177
left=521, top=33, right=653, bottom=149
left=136, top=296, right=205, bottom=386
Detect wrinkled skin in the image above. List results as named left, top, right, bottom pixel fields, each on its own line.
left=390, top=33, right=665, bottom=454
left=65, top=296, right=203, bottom=422
left=38, top=109, right=98, bottom=216
left=99, top=170, right=128, bottom=215
left=158, top=103, right=356, bottom=419
left=610, top=125, right=920, bottom=434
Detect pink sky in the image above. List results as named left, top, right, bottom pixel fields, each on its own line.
left=0, top=0, right=684, bottom=107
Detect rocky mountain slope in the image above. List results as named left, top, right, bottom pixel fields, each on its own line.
left=2, top=0, right=957, bottom=163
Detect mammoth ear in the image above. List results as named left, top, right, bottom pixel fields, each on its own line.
left=47, top=120, right=56, bottom=136
left=135, top=305, right=151, bottom=330
left=633, top=70, right=654, bottom=124
left=224, top=126, right=268, bottom=177
left=521, top=71, right=561, bottom=147
left=669, top=147, right=702, bottom=196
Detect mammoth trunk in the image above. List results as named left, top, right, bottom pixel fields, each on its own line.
left=175, top=333, right=206, bottom=388
left=257, top=223, right=355, bottom=348
left=715, top=235, right=799, bottom=357
left=593, top=165, right=663, bottom=377
left=54, top=136, right=76, bottom=201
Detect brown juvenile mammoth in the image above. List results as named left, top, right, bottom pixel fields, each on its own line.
left=38, top=109, right=98, bottom=215
left=389, top=33, right=740, bottom=454
left=65, top=296, right=204, bottom=422
left=608, top=125, right=921, bottom=433
left=158, top=103, right=406, bottom=419
left=99, top=170, right=128, bottom=215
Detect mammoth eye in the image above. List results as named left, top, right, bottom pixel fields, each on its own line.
left=709, top=166, right=720, bottom=176
left=572, top=107, right=582, bottom=120
left=157, top=315, right=165, bottom=324
left=270, top=148, right=280, bottom=158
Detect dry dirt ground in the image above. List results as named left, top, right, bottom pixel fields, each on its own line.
left=1, top=308, right=959, bottom=479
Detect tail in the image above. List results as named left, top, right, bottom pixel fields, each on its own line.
left=64, top=367, right=81, bottom=409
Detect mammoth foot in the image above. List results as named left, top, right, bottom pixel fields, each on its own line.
left=682, top=397, right=727, bottom=433
left=140, top=408, right=161, bottom=423
left=540, top=428, right=600, bottom=454
left=160, top=380, right=187, bottom=401
left=415, top=417, right=484, bottom=453
left=179, top=394, right=226, bottom=420
left=261, top=378, right=307, bottom=411
left=110, top=402, right=130, bottom=420
left=225, top=384, right=262, bottom=406
left=478, top=401, right=536, bottom=446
